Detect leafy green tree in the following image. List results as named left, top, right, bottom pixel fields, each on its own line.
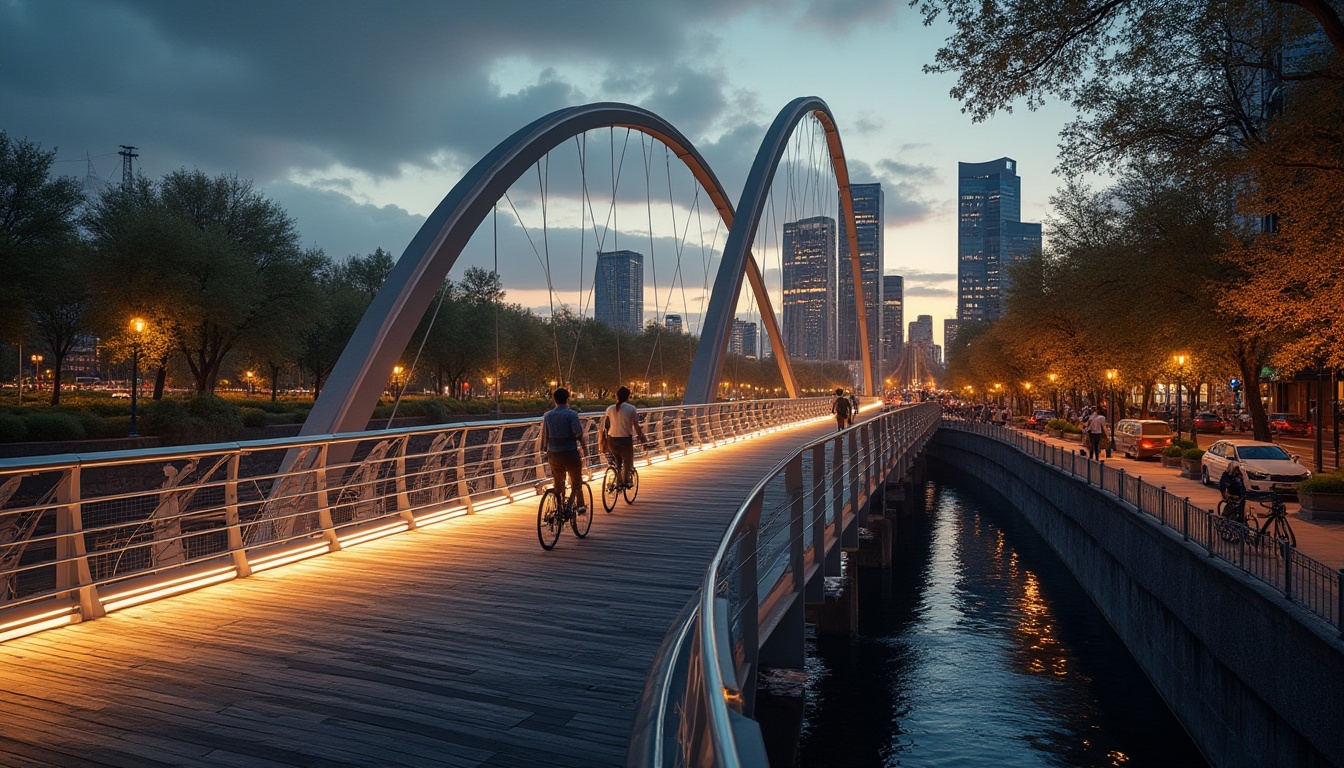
left=0, top=132, right=84, bottom=342
left=28, top=240, right=93, bottom=406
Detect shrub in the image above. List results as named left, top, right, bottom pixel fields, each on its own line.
left=1173, top=438, right=1197, bottom=450
left=23, top=412, right=86, bottom=441
left=102, top=415, right=131, bottom=437
left=240, top=407, right=269, bottom=428
left=1045, top=419, right=1071, bottom=431
left=1060, top=422, right=1083, bottom=434
left=186, top=395, right=244, bottom=442
left=72, top=410, right=106, bottom=439
left=1161, top=445, right=1185, bottom=458
left=1181, top=448, right=1205, bottom=462
left=0, top=414, right=27, bottom=443
left=141, top=395, right=242, bottom=444
left=1298, top=472, right=1344, bottom=494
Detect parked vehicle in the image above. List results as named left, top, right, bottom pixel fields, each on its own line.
left=1025, top=409, right=1057, bottom=430
left=1192, top=411, right=1225, bottom=433
left=1267, top=413, right=1311, bottom=436
left=1200, top=438, right=1311, bottom=494
left=1112, top=419, right=1174, bottom=459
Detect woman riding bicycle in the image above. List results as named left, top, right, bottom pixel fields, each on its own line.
left=1218, top=461, right=1247, bottom=520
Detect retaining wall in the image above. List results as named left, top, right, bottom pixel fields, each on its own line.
left=930, top=428, right=1344, bottom=768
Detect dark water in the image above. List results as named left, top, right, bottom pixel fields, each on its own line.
left=796, top=471, right=1208, bottom=768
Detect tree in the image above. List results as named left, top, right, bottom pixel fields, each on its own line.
left=0, top=132, right=84, bottom=342
left=86, top=170, right=325, bottom=393
left=28, top=241, right=93, bottom=406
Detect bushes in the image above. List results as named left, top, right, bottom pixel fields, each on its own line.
left=1172, top=438, right=1197, bottom=450
left=23, top=412, right=86, bottom=441
left=1161, top=445, right=1185, bottom=458
left=1297, top=472, right=1344, bottom=494
left=1181, top=448, right=1205, bottom=462
left=239, top=407, right=269, bottom=428
left=0, top=414, right=27, bottom=443
left=141, top=395, right=242, bottom=444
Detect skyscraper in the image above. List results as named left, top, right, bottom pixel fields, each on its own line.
left=838, top=183, right=883, bottom=390
left=881, top=274, right=904, bottom=379
left=943, top=318, right=961, bottom=363
left=957, top=158, right=1041, bottom=322
left=665, top=314, right=683, bottom=334
left=730, top=319, right=758, bottom=359
left=908, top=314, right=933, bottom=349
left=782, top=216, right=836, bottom=361
left=594, top=250, right=644, bottom=334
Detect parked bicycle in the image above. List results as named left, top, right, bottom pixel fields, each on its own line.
left=537, top=481, right=593, bottom=550
left=601, top=452, right=640, bottom=512
left=1215, top=488, right=1295, bottom=551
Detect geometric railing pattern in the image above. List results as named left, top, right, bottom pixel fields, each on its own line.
left=0, top=397, right=830, bottom=643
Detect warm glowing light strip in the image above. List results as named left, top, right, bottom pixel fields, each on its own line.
left=249, top=542, right=330, bottom=572
left=414, top=508, right=469, bottom=526
left=469, top=496, right=516, bottom=513
left=102, top=567, right=237, bottom=612
left=337, top=521, right=409, bottom=548
left=0, top=611, right=78, bottom=643
left=102, top=565, right=236, bottom=603
left=0, top=604, right=79, bottom=631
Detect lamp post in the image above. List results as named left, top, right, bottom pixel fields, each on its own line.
left=661, top=381, right=667, bottom=406
left=30, top=354, right=43, bottom=391
left=392, top=365, right=404, bottom=399
left=1105, top=369, right=1118, bottom=458
left=1022, top=381, right=1033, bottom=417
left=128, top=318, right=145, bottom=437
left=245, top=370, right=255, bottom=397
left=1048, top=373, right=1059, bottom=415
left=1173, top=354, right=1188, bottom=443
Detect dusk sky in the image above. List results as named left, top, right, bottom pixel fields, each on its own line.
left=1, top=0, right=1085, bottom=347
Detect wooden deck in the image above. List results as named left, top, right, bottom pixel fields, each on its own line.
left=0, top=416, right=844, bottom=768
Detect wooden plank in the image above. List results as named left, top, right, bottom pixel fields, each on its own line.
left=0, top=417, right=838, bottom=766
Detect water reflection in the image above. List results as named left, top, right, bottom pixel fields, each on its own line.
left=796, top=472, right=1206, bottom=767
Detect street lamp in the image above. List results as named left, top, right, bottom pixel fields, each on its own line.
left=1022, top=381, right=1033, bottom=417
left=392, top=365, right=404, bottom=399
left=29, top=354, right=43, bottom=391
left=128, top=318, right=146, bottom=437
left=245, top=370, right=255, bottom=397
left=1047, top=373, right=1059, bottom=415
left=1173, top=354, right=1189, bottom=442
left=1105, top=369, right=1118, bottom=457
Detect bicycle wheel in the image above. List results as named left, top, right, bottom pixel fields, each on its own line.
left=623, top=466, right=639, bottom=504
left=601, top=467, right=619, bottom=513
left=1269, top=514, right=1296, bottom=549
left=537, top=490, right=563, bottom=550
left=571, top=483, right=593, bottom=538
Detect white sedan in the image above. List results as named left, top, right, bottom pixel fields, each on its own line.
left=1200, top=438, right=1311, bottom=494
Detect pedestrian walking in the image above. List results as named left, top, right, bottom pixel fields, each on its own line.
left=1084, top=408, right=1107, bottom=460
left=832, top=388, right=853, bottom=431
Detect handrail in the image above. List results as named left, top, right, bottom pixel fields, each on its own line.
left=0, top=397, right=832, bottom=642
left=630, top=402, right=941, bottom=766
left=940, top=419, right=1344, bottom=633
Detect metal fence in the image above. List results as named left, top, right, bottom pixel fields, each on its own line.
left=629, top=402, right=942, bottom=768
left=0, top=397, right=832, bottom=643
left=941, top=419, right=1344, bottom=633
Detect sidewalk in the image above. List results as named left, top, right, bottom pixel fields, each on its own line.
left=1018, top=426, right=1344, bottom=571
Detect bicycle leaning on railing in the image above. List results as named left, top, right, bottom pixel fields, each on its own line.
left=1214, top=488, right=1296, bottom=551
left=536, top=479, right=594, bottom=550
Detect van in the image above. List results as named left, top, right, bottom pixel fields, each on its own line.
left=1112, top=419, right=1173, bottom=459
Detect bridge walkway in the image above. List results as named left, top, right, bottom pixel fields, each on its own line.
left=0, top=414, right=849, bottom=768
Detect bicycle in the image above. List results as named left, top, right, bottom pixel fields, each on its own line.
left=537, top=481, right=594, bottom=550
left=601, top=452, right=640, bottom=512
left=1251, top=488, right=1296, bottom=550
left=1214, top=494, right=1255, bottom=544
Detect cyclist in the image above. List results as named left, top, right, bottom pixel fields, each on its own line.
left=540, top=387, right=586, bottom=512
left=1218, top=461, right=1246, bottom=520
left=832, top=388, right=853, bottom=430
left=601, top=385, right=648, bottom=491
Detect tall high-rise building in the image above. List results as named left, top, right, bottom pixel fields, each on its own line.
left=908, top=314, right=934, bottom=349
left=782, top=216, right=836, bottom=361
left=943, top=319, right=961, bottom=363
left=881, top=274, right=904, bottom=379
left=594, top=250, right=644, bottom=334
left=957, top=158, right=1041, bottom=322
left=838, top=183, right=883, bottom=390
left=730, top=319, right=758, bottom=359
left=664, top=314, right=683, bottom=334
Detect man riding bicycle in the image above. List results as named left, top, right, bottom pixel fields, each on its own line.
left=601, top=386, right=648, bottom=490
left=541, top=387, right=586, bottom=511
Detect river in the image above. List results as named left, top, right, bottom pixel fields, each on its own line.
left=795, top=471, right=1208, bottom=767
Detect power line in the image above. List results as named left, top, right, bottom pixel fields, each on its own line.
left=118, top=145, right=138, bottom=190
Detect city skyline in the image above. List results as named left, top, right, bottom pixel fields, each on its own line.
left=0, top=2, right=1081, bottom=352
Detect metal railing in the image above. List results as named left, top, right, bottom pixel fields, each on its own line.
left=0, top=397, right=832, bottom=642
left=941, top=419, right=1344, bottom=633
left=629, top=402, right=941, bottom=767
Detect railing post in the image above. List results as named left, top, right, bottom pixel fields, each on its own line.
left=396, top=435, right=416, bottom=529
left=785, top=455, right=805, bottom=599
left=224, top=452, right=251, bottom=576
left=1283, top=542, right=1292, bottom=599
left=810, top=442, right=827, bottom=598
left=737, top=494, right=763, bottom=713
left=1200, top=499, right=1212, bottom=555
left=55, top=465, right=104, bottom=619
left=1337, top=569, right=1344, bottom=638
left=316, top=444, right=341, bottom=550
left=1117, top=468, right=1125, bottom=503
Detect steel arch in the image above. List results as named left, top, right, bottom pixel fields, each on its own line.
left=300, top=103, right=795, bottom=437
left=683, top=96, right=872, bottom=404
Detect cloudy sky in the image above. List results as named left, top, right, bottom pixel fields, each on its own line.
left=1, top=0, right=1081, bottom=347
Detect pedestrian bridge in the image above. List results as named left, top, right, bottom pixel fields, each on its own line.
left=0, top=399, right=939, bottom=767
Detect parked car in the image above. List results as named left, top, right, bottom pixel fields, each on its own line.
left=1200, top=438, right=1311, bottom=494
left=1112, top=419, right=1173, bottom=459
left=1025, top=409, right=1057, bottom=430
left=1267, top=412, right=1312, bottom=436
left=1192, top=411, right=1225, bottom=433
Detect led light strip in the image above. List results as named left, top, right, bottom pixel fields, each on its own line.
left=249, top=541, right=331, bottom=573
left=101, top=566, right=237, bottom=613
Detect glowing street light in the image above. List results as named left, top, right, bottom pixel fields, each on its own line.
left=1173, top=354, right=1189, bottom=442
left=245, top=370, right=255, bottom=397
left=1047, top=372, right=1059, bottom=415
left=1105, top=369, right=1118, bottom=457
left=29, top=354, right=43, bottom=391
left=392, top=365, right=404, bottom=399
left=128, top=318, right=146, bottom=437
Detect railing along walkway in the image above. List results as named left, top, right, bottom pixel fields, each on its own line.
left=0, top=413, right=850, bottom=768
